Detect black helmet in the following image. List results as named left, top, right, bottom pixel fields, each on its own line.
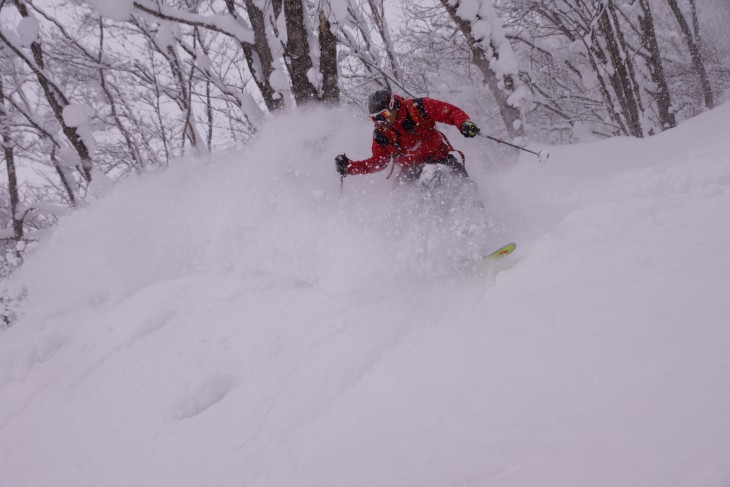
left=368, top=90, right=394, bottom=114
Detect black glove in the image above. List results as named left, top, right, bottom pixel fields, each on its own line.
left=335, top=154, right=350, bottom=176
left=460, top=120, right=480, bottom=138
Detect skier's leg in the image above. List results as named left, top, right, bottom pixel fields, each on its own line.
left=395, top=164, right=424, bottom=186
left=440, top=154, right=470, bottom=179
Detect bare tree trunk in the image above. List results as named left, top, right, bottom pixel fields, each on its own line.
left=206, top=79, right=213, bottom=148
left=597, top=2, right=644, bottom=137
left=688, top=0, right=701, bottom=44
left=666, top=0, right=714, bottom=109
left=281, top=0, right=318, bottom=104
left=318, top=10, right=339, bottom=103
left=0, top=136, right=21, bottom=238
left=439, top=0, right=525, bottom=139
left=0, top=79, right=23, bottom=241
left=637, top=0, right=676, bottom=130
left=226, top=0, right=284, bottom=111
left=166, top=44, right=198, bottom=150
left=49, top=147, right=78, bottom=207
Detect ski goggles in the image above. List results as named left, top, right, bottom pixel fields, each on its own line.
left=370, top=109, right=392, bottom=124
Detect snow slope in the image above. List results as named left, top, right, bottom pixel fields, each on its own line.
left=2, top=103, right=730, bottom=487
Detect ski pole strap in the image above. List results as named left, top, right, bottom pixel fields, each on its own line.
left=385, top=160, right=396, bottom=179
left=438, top=131, right=466, bottom=165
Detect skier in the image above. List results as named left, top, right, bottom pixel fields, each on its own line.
left=335, top=90, right=480, bottom=184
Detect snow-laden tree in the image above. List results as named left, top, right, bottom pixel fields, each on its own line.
left=129, top=0, right=342, bottom=106
left=438, top=0, right=526, bottom=139
left=0, top=0, right=94, bottom=184
left=503, top=0, right=726, bottom=141
left=334, top=0, right=404, bottom=96
left=521, top=0, right=651, bottom=137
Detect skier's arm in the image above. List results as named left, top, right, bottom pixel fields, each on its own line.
left=421, top=98, right=471, bottom=129
left=346, top=137, right=393, bottom=175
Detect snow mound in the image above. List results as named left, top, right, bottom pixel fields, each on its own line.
left=2, top=104, right=730, bottom=487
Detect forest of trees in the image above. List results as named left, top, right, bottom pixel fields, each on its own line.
left=0, top=0, right=728, bottom=293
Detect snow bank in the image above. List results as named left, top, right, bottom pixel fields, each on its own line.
left=1, top=103, right=730, bottom=487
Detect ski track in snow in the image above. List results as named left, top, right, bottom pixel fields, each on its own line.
left=1, top=104, right=730, bottom=487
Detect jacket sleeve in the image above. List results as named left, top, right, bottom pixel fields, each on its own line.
left=346, top=135, right=393, bottom=175
left=421, top=98, right=471, bottom=129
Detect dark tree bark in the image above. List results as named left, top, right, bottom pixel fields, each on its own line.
left=225, top=0, right=284, bottom=111
left=0, top=79, right=23, bottom=241
left=637, top=0, right=676, bottom=130
left=597, top=2, right=644, bottom=137
left=318, top=10, right=339, bottom=103
left=280, top=0, right=318, bottom=104
left=666, top=0, right=714, bottom=109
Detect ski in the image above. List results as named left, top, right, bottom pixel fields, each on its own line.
left=484, top=242, right=516, bottom=260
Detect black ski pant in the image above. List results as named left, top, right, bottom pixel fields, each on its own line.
left=395, top=154, right=469, bottom=185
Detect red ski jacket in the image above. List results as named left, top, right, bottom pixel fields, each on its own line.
left=347, top=96, right=471, bottom=176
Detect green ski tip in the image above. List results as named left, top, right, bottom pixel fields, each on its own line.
left=484, top=242, right=516, bottom=260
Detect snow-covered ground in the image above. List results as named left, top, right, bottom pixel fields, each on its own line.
left=2, top=103, right=730, bottom=487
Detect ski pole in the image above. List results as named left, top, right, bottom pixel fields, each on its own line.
left=478, top=133, right=550, bottom=163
